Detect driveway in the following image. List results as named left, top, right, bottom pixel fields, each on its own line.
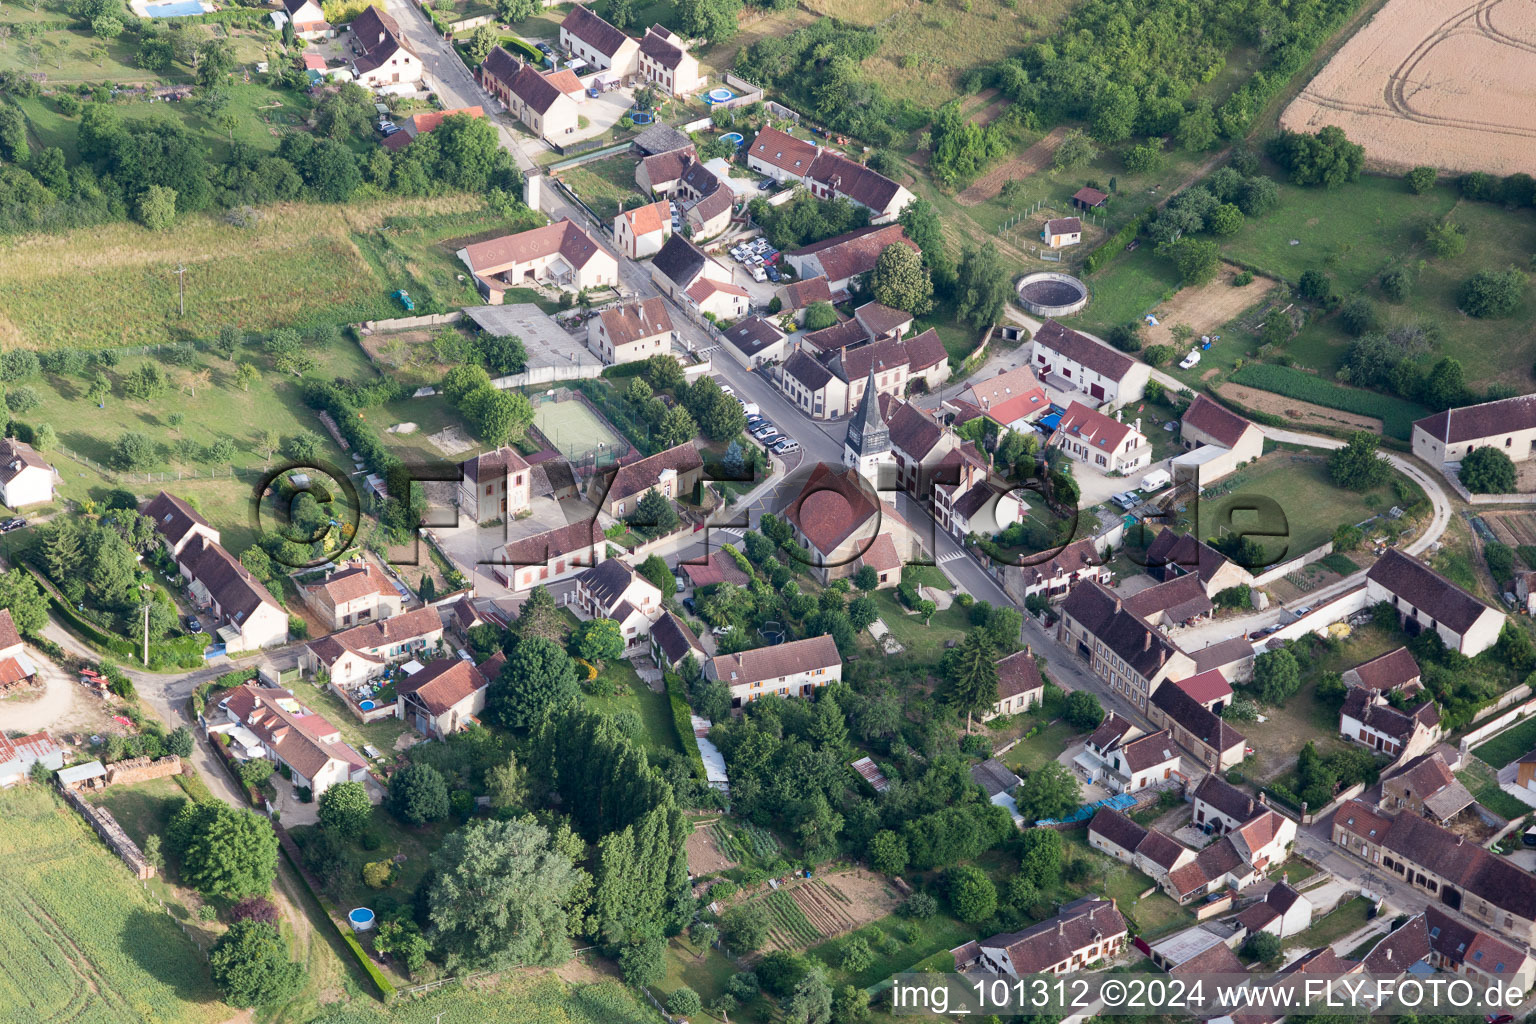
left=568, top=88, right=638, bottom=143
left=0, top=647, right=114, bottom=736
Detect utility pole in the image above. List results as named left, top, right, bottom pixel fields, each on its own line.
left=173, top=263, right=187, bottom=317
left=142, top=602, right=150, bottom=667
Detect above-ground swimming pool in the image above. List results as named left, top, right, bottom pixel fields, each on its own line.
left=348, top=908, right=375, bottom=931
left=706, top=88, right=735, bottom=103
left=719, top=132, right=744, bottom=146
left=358, top=699, right=376, bottom=711
left=630, top=111, right=653, bottom=124
left=143, top=0, right=208, bottom=16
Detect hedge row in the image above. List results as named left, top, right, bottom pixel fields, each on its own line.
left=665, top=673, right=707, bottom=781
left=498, top=34, right=544, bottom=64
left=1082, top=210, right=1153, bottom=275
left=276, top=836, right=397, bottom=1000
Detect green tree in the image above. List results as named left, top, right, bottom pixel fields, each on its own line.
left=373, top=919, right=430, bottom=975
left=677, top=0, right=740, bottom=44
left=786, top=971, right=834, bottom=1024
left=575, top=617, right=624, bottom=667
left=495, top=0, right=537, bottom=19
left=954, top=243, right=1011, bottom=331
left=1272, top=126, right=1364, bottom=187
left=657, top=405, right=698, bottom=447
left=629, top=487, right=681, bottom=538
left=803, top=301, right=838, bottom=331
left=462, top=385, right=534, bottom=445
left=939, top=629, right=998, bottom=732
left=1164, top=237, right=1221, bottom=285
left=30, top=423, right=57, bottom=452
left=0, top=568, right=49, bottom=635
left=1425, top=220, right=1467, bottom=259
left=1051, top=128, right=1098, bottom=170
left=1017, top=827, right=1063, bottom=886
left=1063, top=690, right=1104, bottom=729
left=168, top=801, right=278, bottom=899
left=1252, top=647, right=1302, bottom=704
left=1326, top=431, right=1390, bottom=491
left=636, top=553, right=677, bottom=601
left=486, top=750, right=529, bottom=810
left=136, top=185, right=177, bottom=231
left=868, top=243, right=933, bottom=315
left=1460, top=446, right=1517, bottom=493
left=487, top=636, right=579, bottom=728
left=1460, top=268, right=1527, bottom=318
left=442, top=364, right=492, bottom=404
left=945, top=864, right=997, bottom=923
left=427, top=817, right=585, bottom=968
left=111, top=431, right=155, bottom=470
left=1380, top=265, right=1414, bottom=302
left=721, top=901, right=771, bottom=952
left=465, top=23, right=498, bottom=64
left=1243, top=931, right=1282, bottom=963
left=668, top=987, right=703, bottom=1016
left=207, top=920, right=301, bottom=1008
left=1405, top=166, right=1437, bottom=194
left=645, top=354, right=686, bottom=390
left=317, top=780, right=371, bottom=838
left=867, top=830, right=908, bottom=874
left=389, top=763, right=450, bottom=825
left=1176, top=101, right=1219, bottom=151
left=234, top=363, right=259, bottom=392
left=1209, top=203, right=1244, bottom=236
left=1014, top=762, right=1080, bottom=822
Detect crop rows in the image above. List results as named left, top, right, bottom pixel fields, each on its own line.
left=1228, top=364, right=1430, bottom=440
left=707, top=823, right=745, bottom=862
left=763, top=890, right=822, bottom=948
left=741, top=824, right=780, bottom=860
left=792, top=882, right=859, bottom=937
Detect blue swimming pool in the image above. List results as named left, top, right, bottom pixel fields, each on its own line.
left=719, top=132, right=744, bottom=146
left=144, top=0, right=207, bottom=15
left=358, top=699, right=376, bottom=711
left=707, top=88, right=734, bottom=103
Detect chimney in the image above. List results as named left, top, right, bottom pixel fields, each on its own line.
left=1281, top=871, right=1288, bottom=885
left=1456, top=836, right=1464, bottom=847
left=1134, top=417, right=1142, bottom=434
left=1143, top=631, right=1151, bottom=651
left=1058, top=919, right=1065, bottom=936
left=1115, top=409, right=1123, bottom=422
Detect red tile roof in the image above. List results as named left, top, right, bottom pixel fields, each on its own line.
left=966, top=366, right=1049, bottom=424
left=1172, top=668, right=1233, bottom=706
left=1346, top=646, right=1421, bottom=693
left=1182, top=395, right=1256, bottom=449
left=0, top=608, right=21, bottom=652
left=1053, top=401, right=1140, bottom=454
left=308, top=562, right=396, bottom=606
left=1033, top=318, right=1136, bottom=381
left=602, top=441, right=703, bottom=505
left=599, top=297, right=672, bottom=347
left=781, top=276, right=832, bottom=309
left=748, top=126, right=818, bottom=176
left=1414, top=395, right=1536, bottom=445
left=407, top=106, right=484, bottom=135
left=783, top=463, right=880, bottom=554
left=620, top=200, right=670, bottom=237
left=790, top=224, right=917, bottom=284
left=710, top=634, right=840, bottom=687
left=398, top=658, right=487, bottom=716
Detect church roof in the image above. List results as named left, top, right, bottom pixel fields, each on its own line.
left=844, top=366, right=890, bottom=457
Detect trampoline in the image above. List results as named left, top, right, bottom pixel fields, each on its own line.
left=719, top=132, right=744, bottom=146
left=630, top=112, right=653, bottom=124
left=706, top=87, right=735, bottom=104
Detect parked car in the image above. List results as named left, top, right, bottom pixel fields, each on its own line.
left=1111, top=493, right=1136, bottom=511
left=0, top=517, right=24, bottom=532
left=711, top=625, right=732, bottom=637
left=717, top=382, right=736, bottom=397
left=766, top=266, right=781, bottom=282
left=187, top=618, right=203, bottom=634
left=746, top=414, right=765, bottom=426
left=757, top=433, right=784, bottom=448
left=751, top=267, right=767, bottom=282
left=1179, top=350, right=1201, bottom=369
left=682, top=596, right=697, bottom=615
left=772, top=438, right=800, bottom=454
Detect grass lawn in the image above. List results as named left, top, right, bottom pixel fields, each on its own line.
left=1268, top=856, right=1319, bottom=886
left=0, top=786, right=229, bottom=1024
left=1473, top=716, right=1536, bottom=769
left=663, top=935, right=770, bottom=1024
left=805, top=911, right=974, bottom=990
left=1241, top=677, right=1356, bottom=783
left=88, top=775, right=187, bottom=851
left=868, top=588, right=970, bottom=666
left=0, top=195, right=524, bottom=350
left=0, top=15, right=269, bottom=85
left=290, top=805, right=449, bottom=937
left=1291, top=895, right=1373, bottom=949
left=1457, top=759, right=1531, bottom=821
left=557, top=154, right=649, bottom=224
left=1195, top=453, right=1408, bottom=564
left=999, top=718, right=1080, bottom=774
left=1075, top=246, right=1187, bottom=338
left=583, top=660, right=683, bottom=755
left=23, top=335, right=372, bottom=554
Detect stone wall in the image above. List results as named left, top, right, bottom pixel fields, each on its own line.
left=105, top=755, right=183, bottom=787
left=61, top=787, right=154, bottom=879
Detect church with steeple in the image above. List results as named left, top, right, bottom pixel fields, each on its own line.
left=843, top=366, right=895, bottom=498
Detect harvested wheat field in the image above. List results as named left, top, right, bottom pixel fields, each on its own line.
left=1143, top=265, right=1276, bottom=349
left=1217, top=382, right=1384, bottom=434
left=1282, top=0, right=1536, bottom=174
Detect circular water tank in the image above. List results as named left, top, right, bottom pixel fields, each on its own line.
left=348, top=907, right=376, bottom=931
left=1016, top=272, right=1090, bottom=317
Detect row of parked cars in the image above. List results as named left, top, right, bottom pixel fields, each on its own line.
left=1110, top=489, right=1142, bottom=510
left=715, top=379, right=800, bottom=457
left=731, top=238, right=782, bottom=283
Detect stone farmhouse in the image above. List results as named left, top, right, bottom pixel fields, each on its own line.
left=1412, top=394, right=1536, bottom=468
left=300, top=560, right=403, bottom=633
left=1365, top=548, right=1506, bottom=656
